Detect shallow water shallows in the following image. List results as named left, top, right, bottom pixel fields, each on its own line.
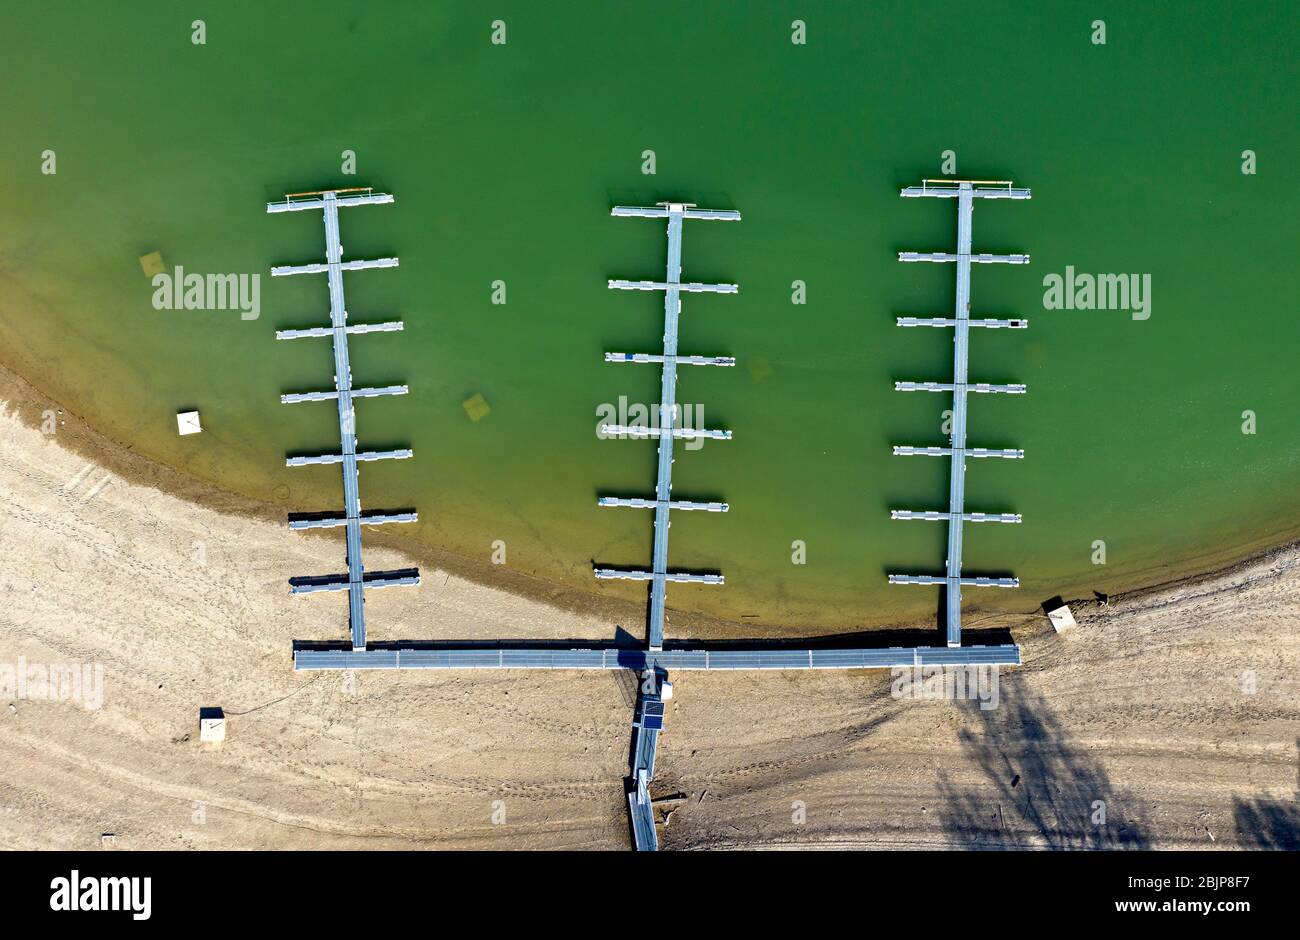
left=0, top=1, right=1296, bottom=630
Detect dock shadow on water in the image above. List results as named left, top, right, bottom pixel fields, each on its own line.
left=937, top=685, right=1153, bottom=849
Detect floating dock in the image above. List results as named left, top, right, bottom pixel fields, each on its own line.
left=269, top=187, right=419, bottom=651
left=285, top=194, right=1025, bottom=853
left=597, top=202, right=740, bottom=652
left=890, top=179, right=1030, bottom=648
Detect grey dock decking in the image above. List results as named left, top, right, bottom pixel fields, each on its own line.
left=890, top=179, right=1031, bottom=648
left=597, top=202, right=740, bottom=652
left=292, top=644, right=1022, bottom=671
left=269, top=188, right=418, bottom=651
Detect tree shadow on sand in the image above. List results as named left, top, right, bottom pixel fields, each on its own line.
left=937, top=684, right=1153, bottom=849
left=1232, top=797, right=1300, bottom=849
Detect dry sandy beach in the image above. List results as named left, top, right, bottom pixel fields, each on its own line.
left=0, top=367, right=1296, bottom=850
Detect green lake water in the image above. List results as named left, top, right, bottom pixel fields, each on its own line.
left=1, top=1, right=1297, bottom=631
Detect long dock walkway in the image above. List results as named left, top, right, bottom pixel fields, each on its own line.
left=890, top=180, right=1030, bottom=647
left=293, top=644, right=1022, bottom=671
left=269, top=188, right=418, bottom=651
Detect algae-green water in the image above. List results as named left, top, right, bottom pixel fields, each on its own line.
left=1, top=1, right=1296, bottom=631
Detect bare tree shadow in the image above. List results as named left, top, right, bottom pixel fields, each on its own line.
left=937, top=684, right=1153, bottom=849
left=1232, top=798, right=1300, bottom=849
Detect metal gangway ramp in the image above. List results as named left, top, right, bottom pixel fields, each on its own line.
left=269, top=187, right=419, bottom=652
left=627, top=677, right=667, bottom=851
left=286, top=196, right=1022, bottom=852
left=890, top=179, right=1031, bottom=648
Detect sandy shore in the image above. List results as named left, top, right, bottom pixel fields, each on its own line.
left=0, top=372, right=1297, bottom=850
